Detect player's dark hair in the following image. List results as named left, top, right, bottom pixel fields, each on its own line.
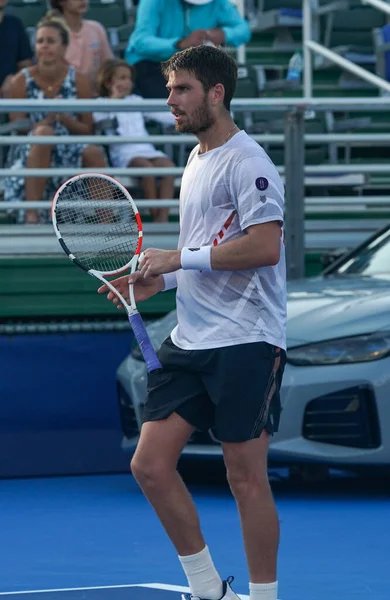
left=162, top=46, right=237, bottom=111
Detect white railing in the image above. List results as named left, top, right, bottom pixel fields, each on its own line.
left=1, top=220, right=384, bottom=255
left=303, top=0, right=313, bottom=97
left=5, top=196, right=390, bottom=212
left=303, top=0, right=390, bottom=96
left=3, top=132, right=390, bottom=145
left=2, top=99, right=390, bottom=184
left=236, top=0, right=247, bottom=64
left=306, top=40, right=390, bottom=93
left=2, top=97, right=390, bottom=112
left=361, top=0, right=390, bottom=16
left=3, top=200, right=179, bottom=210
left=2, top=97, right=390, bottom=276
left=1, top=163, right=389, bottom=178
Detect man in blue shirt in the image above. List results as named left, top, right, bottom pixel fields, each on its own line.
left=125, top=0, right=250, bottom=98
left=0, top=0, right=33, bottom=97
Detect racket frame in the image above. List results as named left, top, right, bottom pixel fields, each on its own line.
left=52, top=172, right=162, bottom=372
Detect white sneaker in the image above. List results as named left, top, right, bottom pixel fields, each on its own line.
left=181, top=577, right=240, bottom=600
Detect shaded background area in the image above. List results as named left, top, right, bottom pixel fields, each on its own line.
left=0, top=330, right=133, bottom=478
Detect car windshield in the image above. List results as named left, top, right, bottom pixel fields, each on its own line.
left=326, top=226, right=390, bottom=276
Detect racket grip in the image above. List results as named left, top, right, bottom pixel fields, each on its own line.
left=129, top=313, right=162, bottom=373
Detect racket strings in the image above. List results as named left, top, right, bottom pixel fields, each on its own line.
left=91, top=240, right=137, bottom=273
left=54, top=176, right=140, bottom=273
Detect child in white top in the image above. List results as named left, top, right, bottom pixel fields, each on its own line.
left=94, top=58, right=176, bottom=222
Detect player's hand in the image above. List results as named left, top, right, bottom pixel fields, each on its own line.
left=138, top=248, right=181, bottom=278
left=97, top=273, right=163, bottom=309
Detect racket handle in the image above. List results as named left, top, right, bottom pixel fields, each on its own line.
left=129, top=312, right=162, bottom=373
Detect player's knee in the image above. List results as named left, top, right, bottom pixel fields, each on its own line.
left=226, top=468, right=259, bottom=499
left=130, top=454, right=170, bottom=487
left=225, top=455, right=267, bottom=498
left=226, top=463, right=249, bottom=496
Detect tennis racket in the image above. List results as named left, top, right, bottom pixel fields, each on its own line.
left=51, top=172, right=162, bottom=373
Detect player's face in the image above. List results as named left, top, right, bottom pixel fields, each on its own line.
left=35, top=27, right=66, bottom=65
left=166, top=69, right=215, bottom=134
left=0, top=0, right=8, bottom=10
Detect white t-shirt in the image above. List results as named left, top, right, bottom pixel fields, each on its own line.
left=170, top=130, right=287, bottom=351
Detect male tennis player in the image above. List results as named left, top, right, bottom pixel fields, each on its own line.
left=99, top=46, right=286, bottom=600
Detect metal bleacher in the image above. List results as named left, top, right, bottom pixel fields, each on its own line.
left=1, top=0, right=390, bottom=259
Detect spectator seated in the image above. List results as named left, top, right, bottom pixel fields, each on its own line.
left=85, top=0, right=134, bottom=56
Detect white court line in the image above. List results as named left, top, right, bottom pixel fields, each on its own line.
left=0, top=586, right=140, bottom=596
left=0, top=583, right=272, bottom=600
left=137, top=585, right=249, bottom=599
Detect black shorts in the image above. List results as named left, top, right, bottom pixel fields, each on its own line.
left=143, top=337, right=286, bottom=443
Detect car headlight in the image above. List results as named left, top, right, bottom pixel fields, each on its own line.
left=287, top=331, right=390, bottom=365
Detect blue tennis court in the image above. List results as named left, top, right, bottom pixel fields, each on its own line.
left=0, top=471, right=389, bottom=600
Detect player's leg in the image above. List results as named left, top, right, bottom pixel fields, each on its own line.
left=222, top=433, right=279, bottom=599
left=205, top=342, right=286, bottom=600
left=131, top=338, right=225, bottom=600
left=130, top=412, right=204, bottom=555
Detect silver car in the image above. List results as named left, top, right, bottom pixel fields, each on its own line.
left=116, top=224, right=390, bottom=472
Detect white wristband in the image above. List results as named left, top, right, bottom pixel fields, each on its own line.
left=181, top=246, right=212, bottom=271
left=162, top=271, right=178, bottom=291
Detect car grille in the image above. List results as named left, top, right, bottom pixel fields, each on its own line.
left=117, top=383, right=139, bottom=439
left=303, top=385, right=381, bottom=449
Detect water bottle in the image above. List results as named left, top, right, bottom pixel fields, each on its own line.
left=286, top=50, right=303, bottom=86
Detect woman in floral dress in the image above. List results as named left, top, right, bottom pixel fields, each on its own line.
left=5, top=13, right=107, bottom=223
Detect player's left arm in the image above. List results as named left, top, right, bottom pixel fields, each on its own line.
left=138, top=219, right=282, bottom=277
left=210, top=155, right=284, bottom=270
left=138, top=156, right=284, bottom=277
left=210, top=221, right=282, bottom=270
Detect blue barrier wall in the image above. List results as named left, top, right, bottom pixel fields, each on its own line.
left=0, top=331, right=134, bottom=478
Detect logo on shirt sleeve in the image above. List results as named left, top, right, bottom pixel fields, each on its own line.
left=255, top=177, right=269, bottom=191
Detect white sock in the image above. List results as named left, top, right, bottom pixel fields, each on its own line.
left=179, top=546, right=223, bottom=599
left=249, top=581, right=278, bottom=600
